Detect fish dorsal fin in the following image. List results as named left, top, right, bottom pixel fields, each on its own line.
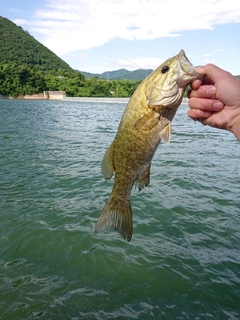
left=160, top=123, right=171, bottom=143
left=134, top=111, right=160, bottom=131
left=101, top=142, right=115, bottom=179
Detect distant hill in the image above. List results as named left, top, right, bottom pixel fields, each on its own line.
left=0, top=16, right=74, bottom=74
left=81, top=68, right=153, bottom=81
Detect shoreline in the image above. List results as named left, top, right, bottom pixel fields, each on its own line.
left=0, top=95, right=189, bottom=104
left=62, top=97, right=130, bottom=103
left=62, top=97, right=189, bottom=104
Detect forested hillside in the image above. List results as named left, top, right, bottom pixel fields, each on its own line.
left=0, top=16, right=73, bottom=73
left=81, top=68, right=153, bottom=80
left=0, top=16, right=142, bottom=98
left=0, top=62, right=141, bottom=98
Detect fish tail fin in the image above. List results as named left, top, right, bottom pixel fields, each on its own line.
left=95, top=195, right=133, bottom=242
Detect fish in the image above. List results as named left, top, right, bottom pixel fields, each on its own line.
left=95, top=50, right=204, bottom=241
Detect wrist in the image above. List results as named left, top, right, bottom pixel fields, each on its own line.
left=229, top=114, right=240, bottom=141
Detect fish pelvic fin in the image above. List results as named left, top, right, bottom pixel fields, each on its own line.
left=135, top=164, right=151, bottom=191
left=101, top=142, right=115, bottom=179
left=160, top=123, right=171, bottom=143
left=95, top=195, right=133, bottom=241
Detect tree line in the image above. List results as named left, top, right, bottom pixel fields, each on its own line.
left=0, top=63, right=141, bottom=98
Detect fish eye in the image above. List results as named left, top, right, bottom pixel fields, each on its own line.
left=161, top=66, right=169, bottom=74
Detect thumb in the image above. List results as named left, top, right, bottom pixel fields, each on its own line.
left=200, top=64, right=230, bottom=83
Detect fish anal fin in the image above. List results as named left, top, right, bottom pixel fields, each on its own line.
left=135, top=164, right=151, bottom=191
left=101, top=142, right=115, bottom=179
left=95, top=195, right=132, bottom=241
left=160, top=123, right=171, bottom=143
left=134, top=111, right=160, bottom=131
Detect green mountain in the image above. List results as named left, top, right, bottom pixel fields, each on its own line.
left=0, top=16, right=73, bottom=74
left=0, top=17, right=143, bottom=98
left=81, top=68, right=153, bottom=81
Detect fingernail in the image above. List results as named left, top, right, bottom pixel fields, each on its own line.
left=212, top=101, right=224, bottom=110
left=206, top=86, right=216, bottom=95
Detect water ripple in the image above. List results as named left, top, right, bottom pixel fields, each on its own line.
left=0, top=100, right=239, bottom=319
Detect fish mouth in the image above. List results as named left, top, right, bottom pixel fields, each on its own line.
left=178, top=49, right=205, bottom=80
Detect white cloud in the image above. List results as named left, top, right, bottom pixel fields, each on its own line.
left=13, top=0, right=240, bottom=56
left=13, top=19, right=28, bottom=25
left=118, top=57, right=165, bottom=70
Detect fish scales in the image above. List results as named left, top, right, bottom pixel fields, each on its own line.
left=95, top=50, right=204, bottom=241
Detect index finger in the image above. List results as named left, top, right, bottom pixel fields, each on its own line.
left=190, top=79, right=202, bottom=90
left=189, top=85, right=217, bottom=99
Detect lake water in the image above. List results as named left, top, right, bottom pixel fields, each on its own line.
left=0, top=99, right=239, bottom=319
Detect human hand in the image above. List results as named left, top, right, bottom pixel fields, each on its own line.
left=187, top=64, right=240, bottom=140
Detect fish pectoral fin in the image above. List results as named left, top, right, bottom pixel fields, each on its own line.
left=160, top=123, right=171, bottom=143
left=134, top=111, right=160, bottom=131
left=95, top=195, right=133, bottom=241
left=101, top=142, right=115, bottom=179
left=135, top=164, right=151, bottom=191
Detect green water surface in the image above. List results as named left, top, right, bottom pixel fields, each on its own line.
left=0, top=100, right=239, bottom=319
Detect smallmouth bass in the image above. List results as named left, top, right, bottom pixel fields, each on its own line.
left=95, top=50, right=204, bottom=241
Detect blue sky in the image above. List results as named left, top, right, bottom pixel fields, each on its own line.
left=2, top=0, right=240, bottom=74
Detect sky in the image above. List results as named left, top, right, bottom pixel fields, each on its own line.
left=2, top=0, right=240, bottom=74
